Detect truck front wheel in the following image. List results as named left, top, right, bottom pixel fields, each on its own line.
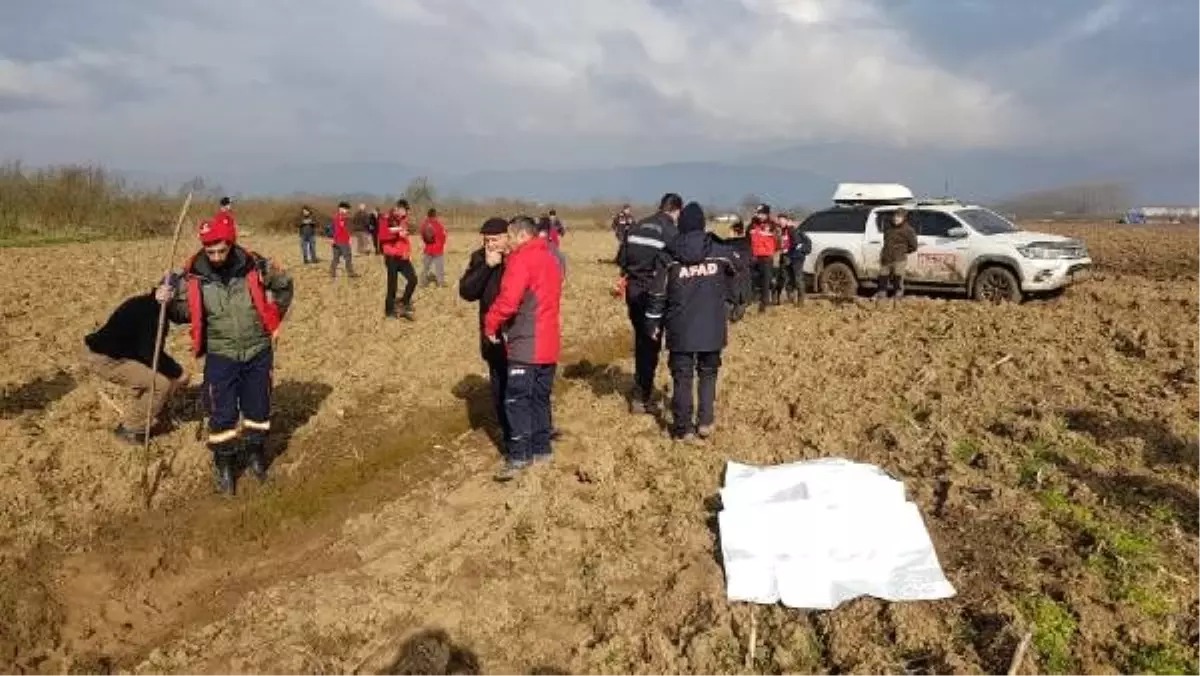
left=818, top=261, right=858, bottom=297
left=973, top=266, right=1021, bottom=303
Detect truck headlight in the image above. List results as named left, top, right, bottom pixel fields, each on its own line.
left=1017, top=246, right=1061, bottom=260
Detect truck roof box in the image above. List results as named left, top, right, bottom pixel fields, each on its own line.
left=832, top=183, right=914, bottom=206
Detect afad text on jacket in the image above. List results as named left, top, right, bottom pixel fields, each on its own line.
left=646, top=231, right=740, bottom=353
left=483, top=237, right=562, bottom=365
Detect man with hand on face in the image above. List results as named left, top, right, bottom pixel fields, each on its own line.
left=163, top=218, right=294, bottom=496
left=483, top=216, right=563, bottom=482
left=459, top=217, right=512, bottom=454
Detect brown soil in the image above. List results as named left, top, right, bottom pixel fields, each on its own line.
left=0, top=224, right=1196, bottom=674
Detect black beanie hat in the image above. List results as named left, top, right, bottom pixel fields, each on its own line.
left=480, top=217, right=508, bottom=235
left=678, top=202, right=706, bottom=234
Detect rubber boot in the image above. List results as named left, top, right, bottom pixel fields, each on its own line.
left=212, top=452, right=237, bottom=496
left=245, top=438, right=269, bottom=482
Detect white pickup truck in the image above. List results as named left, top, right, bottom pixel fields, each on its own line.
left=802, top=183, right=1094, bottom=302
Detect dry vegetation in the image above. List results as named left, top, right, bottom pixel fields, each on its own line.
left=0, top=171, right=1196, bottom=675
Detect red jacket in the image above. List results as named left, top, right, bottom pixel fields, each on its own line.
left=750, top=222, right=778, bottom=257
left=378, top=211, right=412, bottom=259
left=332, top=211, right=351, bottom=245
left=421, top=218, right=448, bottom=256
left=484, top=237, right=562, bottom=365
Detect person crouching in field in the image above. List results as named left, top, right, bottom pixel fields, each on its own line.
left=162, top=218, right=293, bottom=495
left=776, top=213, right=811, bottom=305
left=379, top=199, right=418, bottom=320
left=81, top=281, right=191, bottom=444
left=877, top=207, right=918, bottom=301
left=298, top=205, right=319, bottom=264
left=483, top=216, right=563, bottom=481
left=458, top=217, right=512, bottom=453
left=330, top=201, right=359, bottom=279
left=646, top=202, right=740, bottom=442
left=420, top=208, right=448, bottom=288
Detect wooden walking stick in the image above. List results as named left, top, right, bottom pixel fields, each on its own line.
left=141, top=191, right=193, bottom=497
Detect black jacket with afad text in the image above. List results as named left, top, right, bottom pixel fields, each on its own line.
left=645, top=231, right=741, bottom=353
left=618, top=211, right=678, bottom=297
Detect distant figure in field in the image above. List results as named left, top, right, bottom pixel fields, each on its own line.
left=352, top=203, right=374, bottom=255
left=329, top=201, right=358, bottom=279
left=379, top=199, right=418, bottom=320
left=775, top=212, right=810, bottom=305
left=748, top=204, right=779, bottom=313
left=297, top=205, right=319, bottom=265
left=537, top=212, right=567, bottom=276
left=213, top=196, right=237, bottom=239
left=877, top=207, right=918, bottom=301
left=611, top=204, right=636, bottom=263
left=420, top=208, right=449, bottom=288
left=368, top=207, right=381, bottom=255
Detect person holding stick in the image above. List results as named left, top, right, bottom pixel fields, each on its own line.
left=161, top=218, right=294, bottom=496
left=81, top=281, right=191, bottom=444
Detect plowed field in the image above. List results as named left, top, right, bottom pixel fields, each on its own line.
left=1, top=223, right=1196, bottom=674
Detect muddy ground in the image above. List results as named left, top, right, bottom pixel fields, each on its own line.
left=1, top=223, right=1196, bottom=674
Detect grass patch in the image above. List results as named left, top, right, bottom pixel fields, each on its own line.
left=1018, top=440, right=1054, bottom=487
left=951, top=438, right=981, bottom=464
left=1038, top=487, right=1172, bottom=619
left=1020, top=594, right=1077, bottom=674
left=1125, top=643, right=1199, bottom=675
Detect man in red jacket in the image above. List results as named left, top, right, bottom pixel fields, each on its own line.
left=748, top=204, right=779, bottom=313
left=420, top=208, right=448, bottom=288
left=483, top=215, right=563, bottom=481
left=213, top=196, right=237, bottom=238
left=329, top=201, right=358, bottom=279
left=379, top=199, right=418, bottom=319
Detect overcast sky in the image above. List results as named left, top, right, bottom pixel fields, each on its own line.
left=1, top=0, right=1196, bottom=181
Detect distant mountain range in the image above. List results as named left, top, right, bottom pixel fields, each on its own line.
left=119, top=143, right=1197, bottom=207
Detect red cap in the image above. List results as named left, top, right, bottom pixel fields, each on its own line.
left=198, top=219, right=235, bottom=245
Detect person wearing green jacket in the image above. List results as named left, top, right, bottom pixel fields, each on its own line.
left=164, top=217, right=294, bottom=495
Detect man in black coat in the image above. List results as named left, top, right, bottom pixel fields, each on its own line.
left=81, top=279, right=190, bottom=444
left=618, top=192, right=682, bottom=414
left=645, top=202, right=741, bottom=442
left=458, top=217, right=514, bottom=448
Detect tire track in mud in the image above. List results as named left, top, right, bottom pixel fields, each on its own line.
left=12, top=329, right=637, bottom=673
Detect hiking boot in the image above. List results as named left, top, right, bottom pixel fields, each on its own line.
left=401, top=305, right=415, bottom=321
left=114, top=424, right=147, bottom=445
left=493, top=459, right=531, bottom=482
left=697, top=424, right=715, bottom=439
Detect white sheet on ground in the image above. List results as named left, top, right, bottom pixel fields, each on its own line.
left=718, top=458, right=956, bottom=610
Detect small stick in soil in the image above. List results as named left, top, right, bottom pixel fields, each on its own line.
left=1007, top=629, right=1033, bottom=675
left=745, top=605, right=758, bottom=670
left=990, top=354, right=1014, bottom=370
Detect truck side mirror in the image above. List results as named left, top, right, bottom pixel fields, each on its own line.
left=947, top=227, right=968, bottom=238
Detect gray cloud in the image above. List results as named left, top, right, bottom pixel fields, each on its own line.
left=0, top=0, right=1194, bottom=191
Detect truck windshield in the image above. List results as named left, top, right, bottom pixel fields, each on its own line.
left=958, top=208, right=1019, bottom=235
